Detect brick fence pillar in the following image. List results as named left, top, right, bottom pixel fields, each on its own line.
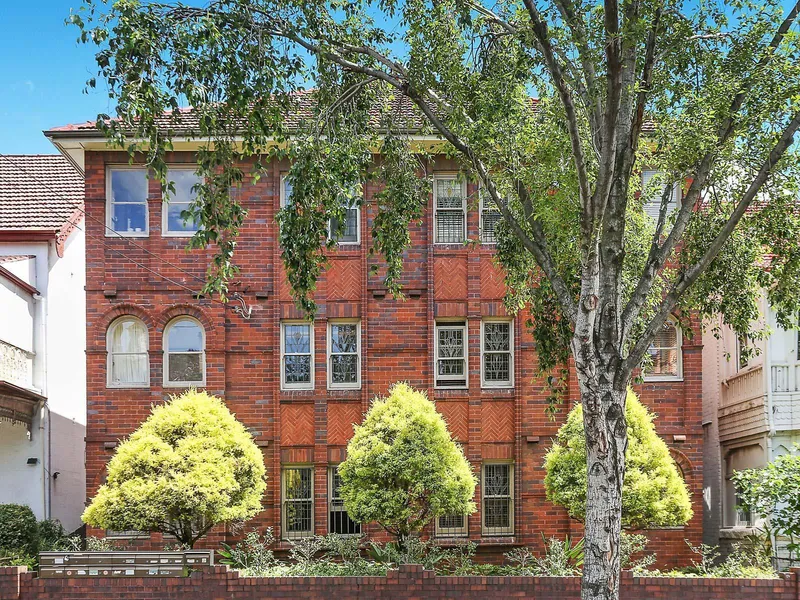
left=0, top=566, right=26, bottom=600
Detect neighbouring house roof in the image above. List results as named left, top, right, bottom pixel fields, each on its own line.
left=0, top=155, right=84, bottom=247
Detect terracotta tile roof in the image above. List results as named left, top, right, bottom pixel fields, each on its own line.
left=0, top=155, right=84, bottom=232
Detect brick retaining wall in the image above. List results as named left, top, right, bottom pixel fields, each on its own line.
left=2, top=564, right=799, bottom=600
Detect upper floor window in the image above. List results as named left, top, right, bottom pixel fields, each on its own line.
left=644, top=319, right=682, bottom=380
left=281, top=321, right=314, bottom=390
left=280, top=174, right=293, bottom=208
left=435, top=321, right=467, bottom=388
left=330, top=185, right=361, bottom=245
left=282, top=466, right=314, bottom=539
left=163, top=317, right=206, bottom=386
left=328, top=320, right=360, bottom=389
left=328, top=466, right=360, bottom=535
left=480, top=190, right=501, bottom=244
left=434, top=176, right=467, bottom=244
left=107, top=168, right=148, bottom=236
left=163, top=169, right=200, bottom=236
left=107, top=317, right=149, bottom=388
left=482, top=462, right=514, bottom=536
left=737, top=334, right=750, bottom=371
left=481, top=320, right=513, bottom=388
left=641, top=169, right=680, bottom=221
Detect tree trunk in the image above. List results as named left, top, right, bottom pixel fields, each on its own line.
left=577, top=371, right=628, bottom=600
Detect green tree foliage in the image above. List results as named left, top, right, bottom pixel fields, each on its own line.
left=70, top=0, right=800, bottom=596
left=338, top=383, right=476, bottom=545
left=733, top=451, right=800, bottom=560
left=0, top=504, right=39, bottom=557
left=544, top=390, right=692, bottom=529
left=82, top=390, right=266, bottom=547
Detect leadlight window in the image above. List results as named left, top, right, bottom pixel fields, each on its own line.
left=283, top=466, right=313, bottom=539
left=482, top=320, right=513, bottom=388
left=107, top=168, right=148, bottom=235
left=328, top=321, right=360, bottom=389
left=163, top=317, right=205, bottom=386
left=480, top=190, right=501, bottom=244
left=436, top=514, right=468, bottom=537
left=282, top=322, right=314, bottom=389
left=163, top=169, right=200, bottom=235
left=435, top=321, right=467, bottom=388
left=107, top=317, right=149, bottom=388
left=328, top=467, right=361, bottom=535
left=434, top=176, right=467, bottom=244
left=644, top=319, right=681, bottom=380
left=641, top=169, right=680, bottom=221
left=482, top=463, right=513, bottom=536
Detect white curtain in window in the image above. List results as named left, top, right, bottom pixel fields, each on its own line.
left=109, top=319, right=148, bottom=384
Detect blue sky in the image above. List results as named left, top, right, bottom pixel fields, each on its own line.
left=0, top=1, right=112, bottom=154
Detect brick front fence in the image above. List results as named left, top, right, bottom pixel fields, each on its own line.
left=2, top=564, right=800, bottom=600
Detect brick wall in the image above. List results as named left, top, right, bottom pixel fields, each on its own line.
left=82, top=150, right=704, bottom=566
left=2, top=565, right=799, bottom=600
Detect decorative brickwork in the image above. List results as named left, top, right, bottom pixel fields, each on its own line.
left=81, top=150, right=704, bottom=566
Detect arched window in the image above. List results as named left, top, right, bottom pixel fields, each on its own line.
left=163, top=317, right=205, bottom=386
left=644, top=319, right=682, bottom=380
left=107, top=317, right=149, bottom=387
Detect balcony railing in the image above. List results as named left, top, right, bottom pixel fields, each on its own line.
left=0, top=340, right=33, bottom=389
left=721, top=366, right=764, bottom=408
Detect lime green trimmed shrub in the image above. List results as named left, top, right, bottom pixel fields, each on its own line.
left=544, top=389, right=692, bottom=529
left=0, top=504, right=38, bottom=556
left=338, top=383, right=476, bottom=546
left=83, top=390, right=266, bottom=547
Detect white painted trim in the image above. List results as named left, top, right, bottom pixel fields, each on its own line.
left=162, top=316, right=206, bottom=387
left=106, top=316, right=150, bottom=389
left=434, top=320, right=469, bottom=389
left=480, top=318, right=514, bottom=389
left=481, top=461, right=515, bottom=536
left=161, top=166, right=201, bottom=237
left=106, top=166, right=149, bottom=237
left=281, top=465, right=314, bottom=540
left=281, top=320, right=315, bottom=390
left=327, top=319, right=361, bottom=390
left=433, top=173, right=467, bottom=245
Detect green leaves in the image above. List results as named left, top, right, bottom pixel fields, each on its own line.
left=543, top=389, right=693, bottom=529
left=82, top=390, right=267, bottom=547
left=337, top=383, right=477, bottom=540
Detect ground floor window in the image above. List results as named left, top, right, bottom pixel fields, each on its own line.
left=282, top=466, right=314, bottom=539
left=328, top=466, right=361, bottom=535
left=435, top=514, right=468, bottom=537
left=482, top=462, right=514, bottom=536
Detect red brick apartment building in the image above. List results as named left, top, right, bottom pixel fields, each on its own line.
left=45, top=114, right=702, bottom=566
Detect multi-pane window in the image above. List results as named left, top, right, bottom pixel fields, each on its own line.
left=328, top=467, right=361, bottom=535
left=163, top=169, right=200, bottom=235
left=107, top=168, right=148, bottom=235
left=280, top=175, right=293, bottom=208
left=435, top=321, right=467, bottom=388
left=107, top=317, right=149, bottom=387
left=480, top=190, right=501, bottom=244
left=641, top=169, right=679, bottom=221
left=436, top=514, right=468, bottom=538
left=482, top=320, right=513, bottom=388
left=282, top=322, right=313, bottom=389
left=737, top=335, right=750, bottom=371
left=163, top=317, right=205, bottom=386
left=330, top=187, right=360, bottom=244
left=328, top=321, right=360, bottom=389
left=282, top=466, right=313, bottom=539
left=644, top=320, right=681, bottom=379
left=434, top=176, right=467, bottom=244
left=482, top=463, right=513, bottom=536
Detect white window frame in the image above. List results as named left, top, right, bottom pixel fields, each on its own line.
left=481, top=462, right=514, bottom=536
left=434, top=320, right=469, bottom=389
left=435, top=513, right=468, bottom=538
left=106, top=166, right=149, bottom=237
left=162, top=316, right=206, bottom=388
left=328, top=466, right=361, bottom=536
left=643, top=318, right=683, bottom=381
left=641, top=169, right=681, bottom=221
left=329, top=184, right=362, bottom=246
left=479, top=188, right=502, bottom=244
left=280, top=173, right=292, bottom=209
left=433, top=174, right=467, bottom=245
left=162, top=166, right=201, bottom=237
left=281, top=321, right=315, bottom=390
left=106, top=316, right=150, bottom=389
left=282, top=465, right=314, bottom=540
left=327, top=320, right=361, bottom=390
left=481, top=319, right=514, bottom=388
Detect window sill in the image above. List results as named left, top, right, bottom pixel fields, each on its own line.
left=107, top=383, right=150, bottom=389
left=106, top=231, right=149, bottom=238
left=163, top=381, right=206, bottom=388
left=162, top=232, right=198, bottom=238
left=642, top=376, right=683, bottom=383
